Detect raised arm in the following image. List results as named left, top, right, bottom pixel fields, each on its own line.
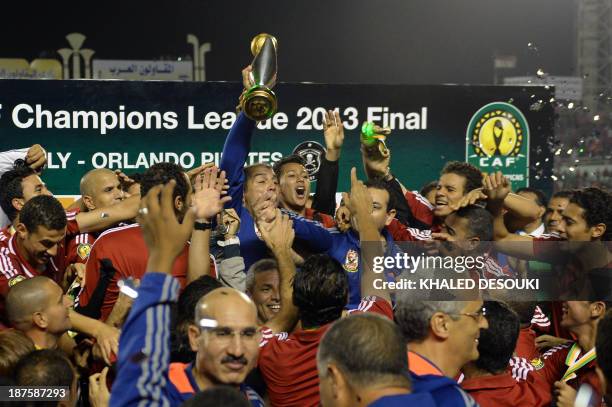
left=257, top=211, right=299, bottom=333
left=111, top=180, right=195, bottom=407
left=484, top=172, right=535, bottom=259
left=346, top=168, right=391, bottom=303
left=76, top=194, right=140, bottom=233
left=219, top=67, right=258, bottom=210
left=312, top=110, right=344, bottom=215
left=188, top=167, right=231, bottom=282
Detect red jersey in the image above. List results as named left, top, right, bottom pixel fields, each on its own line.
left=462, top=371, right=552, bottom=407
left=304, top=208, right=336, bottom=229
left=404, top=190, right=434, bottom=227
left=535, top=342, right=604, bottom=404
left=258, top=296, right=393, bottom=407
left=0, top=210, right=81, bottom=296
left=65, top=232, right=96, bottom=265
left=515, top=327, right=540, bottom=362
left=77, top=224, right=189, bottom=321
left=387, top=219, right=432, bottom=242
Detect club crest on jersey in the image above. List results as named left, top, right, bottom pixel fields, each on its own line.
left=8, top=275, right=26, bottom=287
left=77, top=243, right=92, bottom=260
left=343, top=249, right=359, bottom=272
left=530, top=357, right=544, bottom=370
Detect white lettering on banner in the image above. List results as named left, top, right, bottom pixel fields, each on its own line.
left=366, top=107, right=428, bottom=130
left=46, top=152, right=71, bottom=169
left=9, top=103, right=431, bottom=134
left=85, top=151, right=283, bottom=169
left=479, top=157, right=517, bottom=167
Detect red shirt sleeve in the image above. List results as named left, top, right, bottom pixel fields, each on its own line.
left=533, top=343, right=572, bottom=387
left=350, top=296, right=393, bottom=319
left=65, top=209, right=81, bottom=237
left=532, top=234, right=565, bottom=262
left=65, top=234, right=96, bottom=266
left=404, top=191, right=434, bottom=227
left=387, top=218, right=432, bottom=242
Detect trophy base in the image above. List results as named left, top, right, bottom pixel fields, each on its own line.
left=242, top=87, right=277, bottom=121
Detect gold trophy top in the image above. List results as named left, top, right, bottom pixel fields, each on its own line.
left=251, top=33, right=278, bottom=56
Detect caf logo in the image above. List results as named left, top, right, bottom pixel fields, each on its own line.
left=292, top=141, right=325, bottom=181
left=468, top=103, right=526, bottom=157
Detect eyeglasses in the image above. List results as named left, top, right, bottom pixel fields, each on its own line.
left=448, top=306, right=486, bottom=321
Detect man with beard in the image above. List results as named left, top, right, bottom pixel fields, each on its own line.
left=110, top=180, right=264, bottom=406
left=77, top=163, right=198, bottom=321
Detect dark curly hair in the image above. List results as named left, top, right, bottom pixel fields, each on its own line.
left=140, top=163, right=189, bottom=218
left=570, top=187, right=612, bottom=240
left=0, top=167, right=38, bottom=222
left=20, top=195, right=66, bottom=233
left=440, top=161, right=483, bottom=194
left=293, top=254, right=348, bottom=329
left=364, top=178, right=398, bottom=212
left=272, top=154, right=306, bottom=179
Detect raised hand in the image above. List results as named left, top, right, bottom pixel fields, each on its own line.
left=449, top=187, right=487, bottom=211
left=483, top=171, right=511, bottom=203
left=192, top=166, right=232, bottom=220
left=252, top=190, right=278, bottom=223
left=25, top=144, right=47, bottom=170
left=186, top=163, right=215, bottom=184
left=115, top=170, right=140, bottom=196
left=258, top=211, right=295, bottom=253
left=323, top=110, right=345, bottom=161
left=347, top=167, right=373, bottom=216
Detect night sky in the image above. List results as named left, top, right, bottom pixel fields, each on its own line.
left=1, top=0, right=576, bottom=84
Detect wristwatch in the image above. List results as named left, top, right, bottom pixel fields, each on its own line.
left=194, top=221, right=213, bottom=231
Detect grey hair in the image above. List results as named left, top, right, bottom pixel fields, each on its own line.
left=394, top=296, right=464, bottom=342
left=245, top=258, right=278, bottom=292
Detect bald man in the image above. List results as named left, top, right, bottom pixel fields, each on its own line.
left=64, top=169, right=129, bottom=293
left=110, top=180, right=264, bottom=407
left=6, top=276, right=72, bottom=349
left=80, top=168, right=125, bottom=212
left=110, top=279, right=264, bottom=406
left=174, top=287, right=262, bottom=401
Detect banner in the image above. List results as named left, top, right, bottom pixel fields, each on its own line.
left=0, top=59, right=62, bottom=79
left=0, top=80, right=554, bottom=196
left=92, top=60, right=193, bottom=81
